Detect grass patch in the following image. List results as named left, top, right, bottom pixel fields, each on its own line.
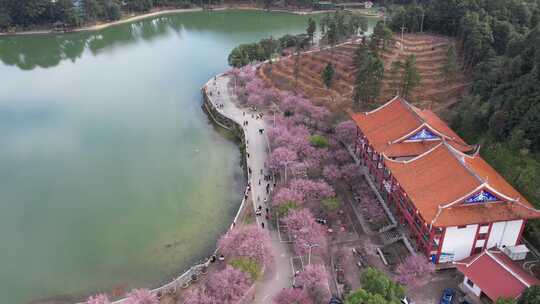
left=230, top=257, right=262, bottom=281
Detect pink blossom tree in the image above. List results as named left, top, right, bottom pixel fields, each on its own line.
left=340, top=163, right=363, bottom=187
left=283, top=208, right=327, bottom=256
left=323, top=164, right=341, bottom=182
left=272, top=186, right=305, bottom=206
left=334, top=148, right=353, bottom=164
left=268, top=147, right=298, bottom=182
left=288, top=179, right=335, bottom=205
left=86, top=294, right=110, bottom=304
left=335, top=120, right=358, bottom=146
left=183, top=266, right=251, bottom=304
left=273, top=288, right=313, bottom=304
left=394, top=254, right=435, bottom=288
left=289, top=161, right=309, bottom=179
left=296, top=265, right=331, bottom=304
left=124, top=289, right=158, bottom=304
left=218, top=224, right=272, bottom=267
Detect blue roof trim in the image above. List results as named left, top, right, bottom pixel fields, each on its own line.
left=464, top=189, right=499, bottom=204
left=406, top=127, right=439, bottom=141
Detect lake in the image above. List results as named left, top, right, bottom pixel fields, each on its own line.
left=0, top=10, right=375, bottom=304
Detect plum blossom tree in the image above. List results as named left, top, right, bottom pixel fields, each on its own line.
left=323, top=164, right=341, bottom=182
left=296, top=265, right=332, bottom=304
left=183, top=266, right=251, bottom=304
left=273, top=288, right=313, bottom=304
left=283, top=208, right=327, bottom=256
left=335, top=120, right=358, bottom=146
left=340, top=163, right=363, bottom=187
left=86, top=294, right=110, bottom=304
left=124, top=289, right=158, bottom=304
left=272, top=186, right=305, bottom=206
left=394, top=254, right=435, bottom=288
left=268, top=147, right=298, bottom=182
left=289, top=161, right=309, bottom=179
left=288, top=178, right=335, bottom=205
left=218, top=224, right=272, bottom=267
left=334, top=148, right=353, bottom=164
left=267, top=123, right=310, bottom=153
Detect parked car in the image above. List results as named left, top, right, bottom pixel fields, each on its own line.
left=329, top=296, right=343, bottom=304
left=440, top=288, right=455, bottom=304
left=401, top=297, right=415, bottom=304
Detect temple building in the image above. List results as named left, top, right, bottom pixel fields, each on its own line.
left=350, top=96, right=540, bottom=263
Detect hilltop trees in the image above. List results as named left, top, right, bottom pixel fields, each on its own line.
left=352, top=37, right=384, bottom=107
left=442, top=45, right=460, bottom=81
left=399, top=55, right=421, bottom=98
left=307, top=17, right=317, bottom=43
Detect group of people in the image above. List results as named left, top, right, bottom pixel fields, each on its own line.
left=208, top=77, right=272, bottom=231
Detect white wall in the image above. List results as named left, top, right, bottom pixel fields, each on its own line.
left=487, top=220, right=523, bottom=249
left=462, top=276, right=482, bottom=297
left=441, top=224, right=477, bottom=262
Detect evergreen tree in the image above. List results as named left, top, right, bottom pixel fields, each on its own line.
left=306, top=17, right=316, bottom=44
left=442, top=44, right=459, bottom=81
left=400, top=55, right=421, bottom=98
left=321, top=63, right=335, bottom=101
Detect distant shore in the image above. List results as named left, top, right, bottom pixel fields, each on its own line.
left=0, top=6, right=332, bottom=37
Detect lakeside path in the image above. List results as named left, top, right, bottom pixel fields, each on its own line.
left=204, top=75, right=293, bottom=304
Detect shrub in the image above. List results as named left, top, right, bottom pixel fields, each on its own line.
left=230, top=257, right=262, bottom=281
left=310, top=134, right=329, bottom=148
left=321, top=197, right=342, bottom=212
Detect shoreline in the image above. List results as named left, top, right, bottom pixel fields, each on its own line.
left=0, top=6, right=330, bottom=37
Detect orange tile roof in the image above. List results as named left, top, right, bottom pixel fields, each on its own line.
left=384, top=143, right=540, bottom=226
left=350, top=97, right=472, bottom=158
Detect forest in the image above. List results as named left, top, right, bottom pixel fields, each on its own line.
left=0, top=0, right=199, bottom=30
left=390, top=0, right=540, bottom=244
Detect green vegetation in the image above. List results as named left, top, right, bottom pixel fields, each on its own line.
left=321, top=63, right=335, bottom=90
left=275, top=201, right=300, bottom=218
left=388, top=0, right=540, bottom=246
left=442, top=45, right=459, bottom=81
left=518, top=285, right=540, bottom=304
left=399, top=55, right=421, bottom=98
left=310, top=134, right=330, bottom=148
left=346, top=267, right=405, bottom=304
left=229, top=257, right=262, bottom=281
left=0, top=0, right=201, bottom=30
left=353, top=38, right=385, bottom=107
left=352, top=21, right=392, bottom=107
left=321, top=197, right=342, bottom=212
left=320, top=10, right=369, bottom=47
left=228, top=33, right=309, bottom=67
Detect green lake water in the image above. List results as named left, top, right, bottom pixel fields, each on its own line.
left=0, top=10, right=376, bottom=304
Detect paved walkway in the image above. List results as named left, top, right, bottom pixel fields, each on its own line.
left=204, top=75, right=293, bottom=303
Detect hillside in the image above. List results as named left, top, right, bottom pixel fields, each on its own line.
left=256, top=33, right=469, bottom=114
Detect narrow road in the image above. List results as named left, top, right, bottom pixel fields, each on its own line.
left=204, top=75, right=293, bottom=303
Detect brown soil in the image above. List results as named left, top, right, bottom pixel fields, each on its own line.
left=257, top=33, right=469, bottom=115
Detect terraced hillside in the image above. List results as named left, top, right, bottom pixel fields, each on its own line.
left=380, top=33, right=470, bottom=111
left=256, top=33, right=469, bottom=113
left=257, top=41, right=360, bottom=111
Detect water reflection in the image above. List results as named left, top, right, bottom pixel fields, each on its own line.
left=0, top=11, right=327, bottom=70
